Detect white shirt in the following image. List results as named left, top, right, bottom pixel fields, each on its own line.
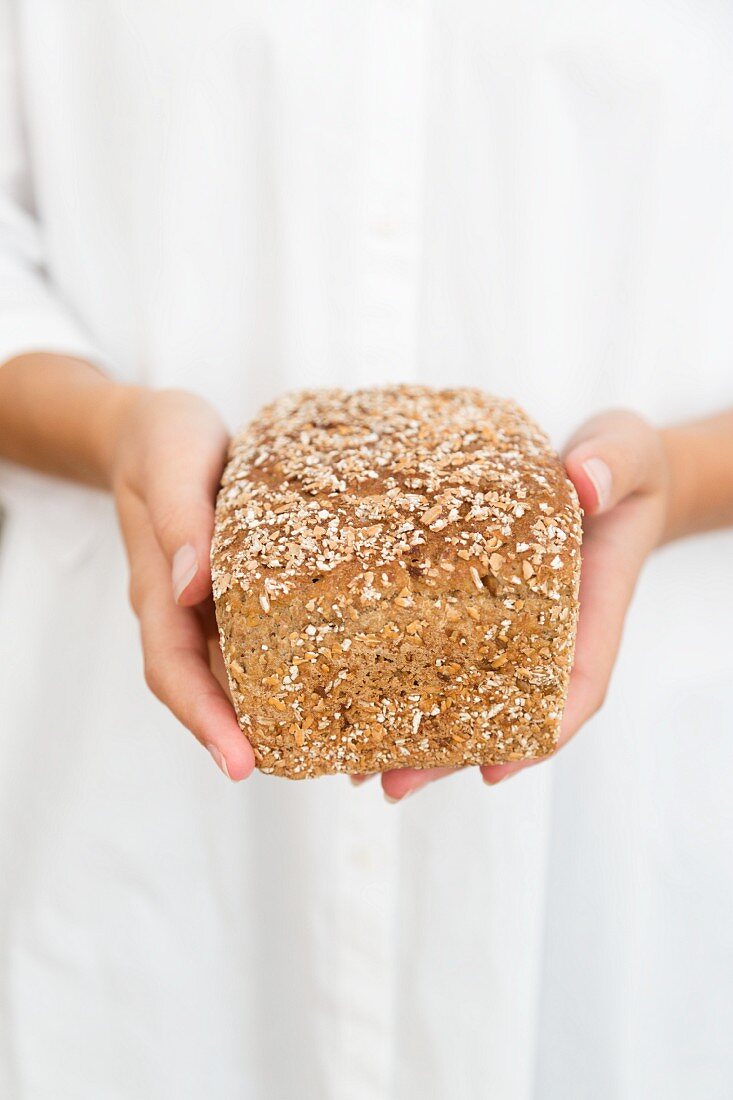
left=1, top=2, right=732, bottom=1098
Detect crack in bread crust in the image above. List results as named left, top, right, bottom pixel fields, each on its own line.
left=212, top=386, right=582, bottom=779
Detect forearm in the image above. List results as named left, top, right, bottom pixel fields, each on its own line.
left=2, top=358, right=731, bottom=539
left=661, top=410, right=733, bottom=543
left=0, top=353, right=142, bottom=488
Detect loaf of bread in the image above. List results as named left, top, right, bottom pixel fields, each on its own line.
left=211, top=386, right=582, bottom=779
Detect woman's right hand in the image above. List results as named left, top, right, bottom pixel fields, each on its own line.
left=109, top=387, right=255, bottom=781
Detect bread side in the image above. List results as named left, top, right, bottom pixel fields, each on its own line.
left=212, top=386, right=582, bottom=779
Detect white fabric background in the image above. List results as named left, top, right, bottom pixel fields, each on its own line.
left=0, top=2, right=731, bottom=1097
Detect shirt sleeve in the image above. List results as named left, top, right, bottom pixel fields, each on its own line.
left=0, top=0, right=106, bottom=370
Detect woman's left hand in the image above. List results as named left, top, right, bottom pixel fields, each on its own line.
left=369, top=409, right=671, bottom=802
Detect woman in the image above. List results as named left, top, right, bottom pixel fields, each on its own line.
left=1, top=3, right=732, bottom=1097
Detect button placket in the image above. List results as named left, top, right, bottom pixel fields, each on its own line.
left=359, top=0, right=429, bottom=388
left=332, top=783, right=397, bottom=1099
left=329, top=7, right=429, bottom=1096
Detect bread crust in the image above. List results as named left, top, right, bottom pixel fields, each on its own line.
left=212, top=386, right=582, bottom=779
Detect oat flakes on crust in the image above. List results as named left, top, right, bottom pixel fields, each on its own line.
left=211, top=386, right=582, bottom=779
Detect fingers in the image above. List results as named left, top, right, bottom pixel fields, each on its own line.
left=481, top=757, right=540, bottom=786
left=563, top=409, right=664, bottom=517
left=118, top=486, right=255, bottom=782
left=363, top=502, right=661, bottom=795
left=481, top=491, right=656, bottom=787
left=348, top=411, right=667, bottom=798
left=381, top=766, right=458, bottom=802
left=349, top=774, right=375, bottom=786
left=479, top=534, right=621, bottom=787
left=348, top=766, right=457, bottom=801
left=562, top=412, right=667, bottom=746
left=141, top=392, right=229, bottom=606
left=555, top=500, right=651, bottom=741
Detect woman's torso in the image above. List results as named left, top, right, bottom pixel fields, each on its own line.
left=1, top=3, right=732, bottom=1098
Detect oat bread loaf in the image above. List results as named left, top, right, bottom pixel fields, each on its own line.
left=212, top=386, right=582, bottom=779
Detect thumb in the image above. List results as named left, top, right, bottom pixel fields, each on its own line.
left=562, top=409, right=662, bottom=517
left=143, top=394, right=229, bottom=606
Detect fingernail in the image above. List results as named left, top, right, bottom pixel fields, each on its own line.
left=484, top=769, right=520, bottom=786
left=483, top=769, right=512, bottom=785
left=384, top=790, right=412, bottom=804
left=582, top=457, right=612, bottom=512
left=206, top=744, right=230, bottom=779
left=172, top=544, right=198, bottom=602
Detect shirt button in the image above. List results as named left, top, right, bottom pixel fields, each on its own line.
left=351, top=843, right=385, bottom=872
left=370, top=218, right=400, bottom=239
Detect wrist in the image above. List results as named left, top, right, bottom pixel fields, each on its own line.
left=0, top=352, right=150, bottom=488
left=659, top=412, right=733, bottom=543
left=659, top=424, right=696, bottom=545
left=94, top=381, right=148, bottom=488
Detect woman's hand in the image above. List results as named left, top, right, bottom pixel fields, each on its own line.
left=111, top=388, right=255, bottom=781
left=374, top=409, right=671, bottom=802
left=2, top=355, right=729, bottom=792
left=0, top=355, right=253, bottom=781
